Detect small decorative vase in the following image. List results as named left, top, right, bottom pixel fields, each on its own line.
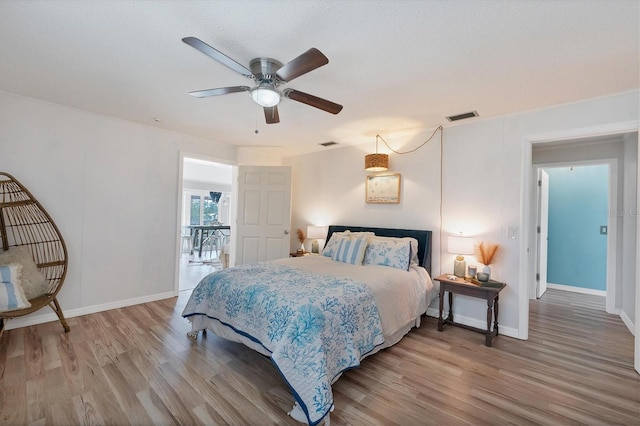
left=482, top=265, right=491, bottom=280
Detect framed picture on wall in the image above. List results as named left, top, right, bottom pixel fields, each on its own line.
left=366, top=173, right=401, bottom=204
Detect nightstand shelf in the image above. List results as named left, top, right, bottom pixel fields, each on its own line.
left=434, top=274, right=506, bottom=347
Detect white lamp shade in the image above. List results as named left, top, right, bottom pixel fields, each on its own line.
left=306, top=225, right=328, bottom=240
left=448, top=235, right=474, bottom=255
left=250, top=86, right=280, bottom=107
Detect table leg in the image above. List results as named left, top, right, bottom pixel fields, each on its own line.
left=438, top=288, right=444, bottom=331
left=199, top=229, right=205, bottom=258
left=486, top=297, right=494, bottom=347
left=447, top=291, right=454, bottom=322
left=494, top=294, right=500, bottom=336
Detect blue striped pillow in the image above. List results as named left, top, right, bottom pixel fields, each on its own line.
left=322, top=231, right=374, bottom=258
left=332, top=234, right=369, bottom=265
left=0, top=263, right=31, bottom=312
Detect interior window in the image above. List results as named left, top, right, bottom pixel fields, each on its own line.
left=189, top=194, right=219, bottom=226
left=202, top=196, right=218, bottom=225
left=190, top=195, right=201, bottom=225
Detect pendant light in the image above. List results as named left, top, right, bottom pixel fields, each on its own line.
left=364, top=135, right=389, bottom=172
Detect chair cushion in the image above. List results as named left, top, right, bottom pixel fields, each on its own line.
left=0, top=246, right=49, bottom=299
left=0, top=263, right=31, bottom=311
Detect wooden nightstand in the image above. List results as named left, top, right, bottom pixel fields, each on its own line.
left=289, top=251, right=308, bottom=257
left=434, top=274, right=506, bottom=347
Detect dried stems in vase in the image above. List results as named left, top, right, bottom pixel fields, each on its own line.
left=296, top=228, right=306, bottom=252
left=475, top=241, right=499, bottom=266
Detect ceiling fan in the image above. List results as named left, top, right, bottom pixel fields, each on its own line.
left=182, top=37, right=343, bottom=124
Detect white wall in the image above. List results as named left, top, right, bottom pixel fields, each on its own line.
left=1, top=88, right=638, bottom=346
left=183, top=159, right=232, bottom=191
left=0, top=91, right=238, bottom=328
left=284, top=90, right=640, bottom=339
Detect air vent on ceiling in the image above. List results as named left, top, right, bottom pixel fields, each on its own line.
left=446, top=111, right=479, bottom=122
left=319, top=141, right=338, bottom=147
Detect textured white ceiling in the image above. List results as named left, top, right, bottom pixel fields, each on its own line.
left=1, top=1, right=638, bottom=157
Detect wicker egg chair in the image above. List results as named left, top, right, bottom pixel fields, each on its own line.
left=0, top=172, right=69, bottom=338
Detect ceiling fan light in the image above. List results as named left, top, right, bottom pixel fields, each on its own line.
left=364, top=153, right=389, bottom=172
left=250, top=85, right=280, bottom=107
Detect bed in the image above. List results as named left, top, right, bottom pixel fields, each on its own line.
left=182, top=225, right=436, bottom=425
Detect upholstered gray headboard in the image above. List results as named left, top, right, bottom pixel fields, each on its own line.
left=325, top=225, right=432, bottom=275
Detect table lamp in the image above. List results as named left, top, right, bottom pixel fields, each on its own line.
left=448, top=234, right=474, bottom=277
left=307, top=225, right=328, bottom=254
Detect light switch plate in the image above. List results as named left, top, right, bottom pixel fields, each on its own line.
left=507, top=225, right=518, bottom=239
left=600, top=225, right=608, bottom=235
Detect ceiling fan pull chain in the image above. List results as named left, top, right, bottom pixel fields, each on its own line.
left=255, top=104, right=260, bottom=134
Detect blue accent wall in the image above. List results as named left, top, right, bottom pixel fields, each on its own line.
left=546, top=165, right=608, bottom=290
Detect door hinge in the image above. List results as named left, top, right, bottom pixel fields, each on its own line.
left=536, top=273, right=540, bottom=281
left=537, top=226, right=541, bottom=233
left=538, top=179, right=542, bottom=187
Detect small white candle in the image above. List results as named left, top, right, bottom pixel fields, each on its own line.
left=468, top=265, right=477, bottom=278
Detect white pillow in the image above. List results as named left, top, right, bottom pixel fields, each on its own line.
left=332, top=233, right=370, bottom=265
left=0, top=263, right=31, bottom=311
left=363, top=236, right=419, bottom=271
left=0, top=246, right=49, bottom=299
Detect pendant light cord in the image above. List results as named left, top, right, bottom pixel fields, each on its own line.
left=373, top=126, right=445, bottom=275
left=376, top=125, right=443, bottom=155
left=439, top=128, right=444, bottom=275
left=376, top=126, right=445, bottom=274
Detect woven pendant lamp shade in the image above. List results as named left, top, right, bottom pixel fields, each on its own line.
left=364, top=153, right=389, bottom=172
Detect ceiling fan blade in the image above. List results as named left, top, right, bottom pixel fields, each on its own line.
left=275, top=48, right=328, bottom=82
left=284, top=89, right=343, bottom=115
left=264, top=106, right=280, bottom=124
left=189, top=86, right=250, bottom=98
left=182, top=37, right=253, bottom=77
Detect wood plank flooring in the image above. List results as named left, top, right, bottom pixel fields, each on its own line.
left=1, top=288, right=638, bottom=425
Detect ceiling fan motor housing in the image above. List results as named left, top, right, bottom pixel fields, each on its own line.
left=250, top=57, right=283, bottom=86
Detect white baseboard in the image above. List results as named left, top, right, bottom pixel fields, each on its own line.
left=619, top=309, right=636, bottom=336
left=425, top=307, right=519, bottom=339
left=6, top=291, right=177, bottom=331
left=547, top=283, right=606, bottom=296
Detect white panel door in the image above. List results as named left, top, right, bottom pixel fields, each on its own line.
left=536, top=169, right=550, bottom=298
left=235, top=166, right=291, bottom=265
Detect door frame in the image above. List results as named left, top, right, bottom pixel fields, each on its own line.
left=519, top=120, right=638, bottom=339
left=518, top=120, right=639, bottom=375
left=530, top=160, right=617, bottom=312
left=535, top=168, right=549, bottom=299
left=175, top=151, right=237, bottom=294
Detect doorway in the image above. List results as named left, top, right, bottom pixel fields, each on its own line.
left=533, top=163, right=610, bottom=306
left=178, top=156, right=234, bottom=292
left=520, top=125, right=639, bottom=374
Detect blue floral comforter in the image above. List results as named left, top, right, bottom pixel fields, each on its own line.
left=182, top=261, right=385, bottom=425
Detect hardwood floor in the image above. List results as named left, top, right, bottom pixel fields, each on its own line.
left=1, top=288, right=638, bottom=425
left=178, top=255, right=220, bottom=292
